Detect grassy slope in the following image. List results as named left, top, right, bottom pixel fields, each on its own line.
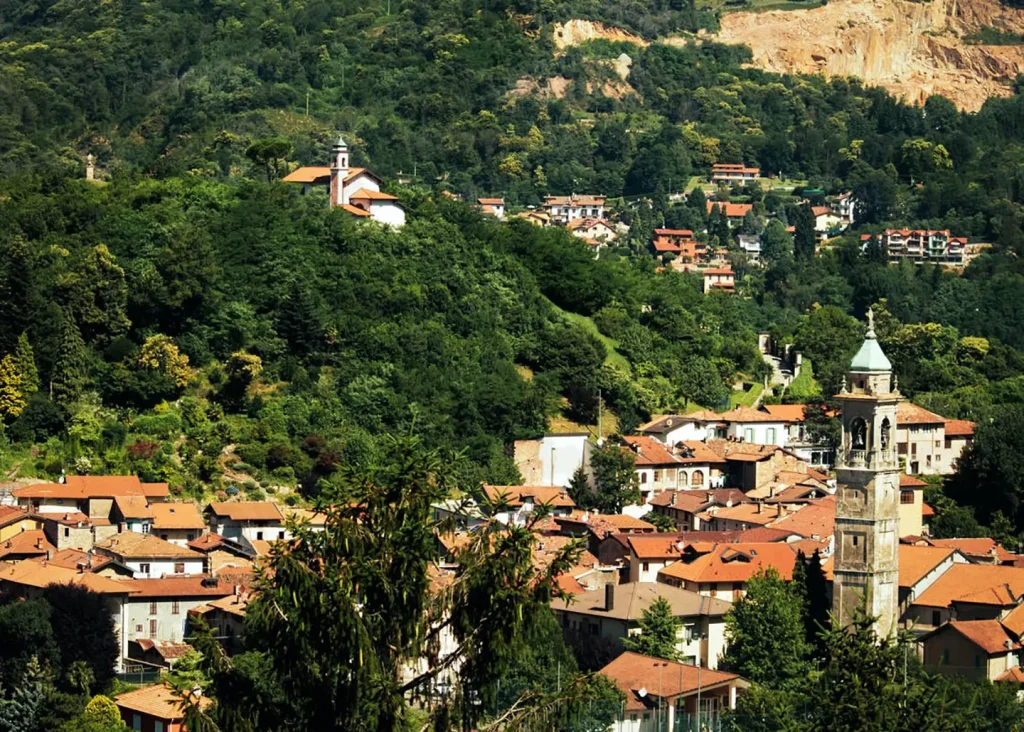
left=550, top=302, right=632, bottom=373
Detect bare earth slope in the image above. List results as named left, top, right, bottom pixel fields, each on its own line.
left=715, top=0, right=1024, bottom=111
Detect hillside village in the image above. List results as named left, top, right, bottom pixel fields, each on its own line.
left=0, top=320, right=1016, bottom=730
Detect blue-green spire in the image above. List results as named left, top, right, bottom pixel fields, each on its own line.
left=850, top=310, right=891, bottom=372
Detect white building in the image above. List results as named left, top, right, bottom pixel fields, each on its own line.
left=205, top=501, right=287, bottom=543
left=835, top=191, right=857, bottom=225
left=124, top=576, right=235, bottom=646
left=543, top=194, right=606, bottom=224
left=477, top=197, right=505, bottom=218
left=111, top=498, right=206, bottom=547
left=513, top=433, right=594, bottom=488
left=282, top=136, right=406, bottom=227
left=94, top=532, right=206, bottom=578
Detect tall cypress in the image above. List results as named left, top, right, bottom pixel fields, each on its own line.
left=50, top=313, right=89, bottom=405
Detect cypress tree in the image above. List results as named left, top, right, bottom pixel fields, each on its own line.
left=50, top=313, right=89, bottom=405
left=13, top=333, right=38, bottom=397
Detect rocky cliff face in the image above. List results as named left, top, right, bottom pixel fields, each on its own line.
left=715, top=0, right=1024, bottom=111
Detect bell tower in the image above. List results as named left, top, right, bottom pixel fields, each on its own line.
left=832, top=310, right=901, bottom=638
left=329, top=135, right=350, bottom=207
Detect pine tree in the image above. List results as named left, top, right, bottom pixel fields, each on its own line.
left=51, top=312, right=89, bottom=405
left=805, top=549, right=831, bottom=652
left=14, top=332, right=38, bottom=398
left=566, top=466, right=592, bottom=509
left=0, top=354, right=26, bottom=419
left=793, top=204, right=817, bottom=260
left=276, top=281, right=323, bottom=356
left=0, top=656, right=46, bottom=732
left=623, top=596, right=681, bottom=661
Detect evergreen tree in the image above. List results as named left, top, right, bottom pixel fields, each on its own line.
left=0, top=657, right=47, bottom=732
left=42, top=584, right=119, bottom=694
left=13, top=333, right=38, bottom=398
left=566, top=466, right=592, bottom=508
left=804, top=550, right=830, bottom=651
left=50, top=312, right=89, bottom=405
left=0, top=355, right=26, bottom=420
left=623, top=597, right=681, bottom=661
left=590, top=442, right=641, bottom=512
left=793, top=204, right=817, bottom=261
left=0, top=237, right=35, bottom=356
left=276, top=281, right=324, bottom=356
left=722, top=568, right=811, bottom=687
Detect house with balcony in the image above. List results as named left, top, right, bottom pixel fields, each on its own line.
left=205, top=502, right=287, bottom=543
left=543, top=194, right=606, bottom=224
left=622, top=436, right=726, bottom=500
left=710, top=164, right=760, bottom=184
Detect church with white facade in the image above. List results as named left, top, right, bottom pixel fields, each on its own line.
left=283, top=136, right=405, bottom=227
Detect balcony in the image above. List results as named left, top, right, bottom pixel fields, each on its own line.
left=843, top=449, right=899, bottom=470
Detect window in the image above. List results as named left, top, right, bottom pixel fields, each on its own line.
left=139, top=563, right=151, bottom=575
left=733, top=582, right=743, bottom=592
left=640, top=473, right=648, bottom=485
left=630, top=715, right=637, bottom=722
left=767, top=428, right=776, bottom=444
left=692, top=470, right=705, bottom=486
left=63, top=527, right=69, bottom=538
left=912, top=443, right=918, bottom=455
left=174, top=562, right=185, bottom=574
left=187, top=533, right=195, bottom=541
left=172, top=601, right=180, bottom=615
left=155, top=722, right=165, bottom=732
left=141, top=523, right=150, bottom=534
left=149, top=619, right=157, bottom=636
left=256, top=531, right=264, bottom=540
left=744, top=428, right=754, bottom=442
left=852, top=536, right=859, bottom=547
left=932, top=611, right=941, bottom=626
left=132, top=713, right=142, bottom=731
left=679, top=472, right=688, bottom=487
left=135, top=624, right=143, bottom=633
left=589, top=623, right=599, bottom=636
left=642, top=562, right=650, bottom=573
left=149, top=601, right=158, bottom=615
left=900, top=491, right=915, bottom=504
left=926, top=455, right=932, bottom=467
left=161, top=534, right=168, bottom=541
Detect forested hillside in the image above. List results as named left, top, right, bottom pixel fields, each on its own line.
left=4, top=0, right=1024, bottom=535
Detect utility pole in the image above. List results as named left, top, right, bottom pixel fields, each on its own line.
left=597, top=388, right=603, bottom=444
left=305, top=90, right=310, bottom=117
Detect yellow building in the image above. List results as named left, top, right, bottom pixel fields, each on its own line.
left=0, top=506, right=43, bottom=543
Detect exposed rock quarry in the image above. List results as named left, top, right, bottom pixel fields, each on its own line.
left=715, top=0, right=1024, bottom=111
left=551, top=19, right=648, bottom=50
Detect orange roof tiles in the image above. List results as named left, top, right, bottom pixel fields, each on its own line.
left=113, top=495, right=151, bottom=520
left=900, top=474, right=928, bottom=488
left=897, top=402, right=946, bottom=426
left=701, top=502, right=779, bottom=527
left=717, top=406, right=785, bottom=423
left=33, top=548, right=113, bottom=572
left=478, top=197, right=504, bottom=205
left=95, top=532, right=203, bottom=559
left=899, top=545, right=954, bottom=589
left=767, top=496, right=835, bottom=539
left=1001, top=603, right=1024, bottom=638
left=706, top=201, right=752, bottom=218
left=348, top=187, right=399, bottom=201
left=123, top=576, right=233, bottom=598
left=601, top=652, right=746, bottom=710
left=931, top=620, right=1019, bottom=655
left=622, top=436, right=725, bottom=467
left=0, top=530, right=54, bottom=560
left=282, top=166, right=331, bottom=184
left=14, top=476, right=168, bottom=500
left=1, top=559, right=134, bottom=594
left=914, top=564, right=1024, bottom=609
left=150, top=503, right=205, bottom=530
left=341, top=204, right=373, bottom=217
left=628, top=535, right=689, bottom=560
left=997, top=666, right=1024, bottom=683
left=207, top=502, right=284, bottom=522
left=482, top=485, right=575, bottom=509
left=658, top=542, right=798, bottom=584
left=761, top=404, right=809, bottom=422
left=0, top=506, right=37, bottom=528
left=116, top=684, right=210, bottom=720
left=944, top=419, right=976, bottom=437
left=929, top=537, right=1013, bottom=561
left=556, top=513, right=655, bottom=534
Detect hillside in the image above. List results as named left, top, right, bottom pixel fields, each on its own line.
left=716, top=0, right=1024, bottom=111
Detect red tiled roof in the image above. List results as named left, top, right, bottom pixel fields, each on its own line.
left=922, top=503, right=936, bottom=517
left=899, top=545, right=954, bottom=589
left=482, top=485, right=575, bottom=509
left=116, top=684, right=211, bottom=720
left=207, top=502, right=284, bottom=522
left=706, top=202, right=752, bottom=218
left=944, top=419, right=976, bottom=437
left=717, top=406, right=784, bottom=424
left=341, top=204, right=373, bottom=217
left=150, top=503, right=205, bottom=530
left=0, top=559, right=135, bottom=594
left=760, top=404, right=808, bottom=422
left=811, top=206, right=832, bottom=217
left=0, top=530, right=55, bottom=560
left=997, top=666, right=1024, bottom=683
left=658, top=542, right=798, bottom=584
left=622, top=436, right=725, bottom=467
left=95, top=532, right=203, bottom=559
left=914, top=564, right=1024, bottom=608
left=32, top=548, right=113, bottom=572
left=600, top=652, right=747, bottom=711
left=897, top=402, right=946, bottom=426
left=0, top=506, right=37, bottom=529
left=13, top=476, right=168, bottom=500
left=122, top=576, right=233, bottom=598
left=928, top=620, right=1019, bottom=655
left=477, top=197, right=504, bottom=205
left=900, top=474, right=928, bottom=488
left=348, top=187, right=399, bottom=201
left=767, top=496, right=835, bottom=539
left=929, top=537, right=1013, bottom=561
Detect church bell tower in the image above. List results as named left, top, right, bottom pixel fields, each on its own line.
left=329, top=135, right=350, bottom=208
left=832, top=310, right=901, bottom=638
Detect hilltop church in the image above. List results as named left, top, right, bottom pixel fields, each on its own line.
left=283, top=136, right=405, bottom=228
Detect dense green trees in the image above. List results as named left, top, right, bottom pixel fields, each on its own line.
left=622, top=597, right=682, bottom=661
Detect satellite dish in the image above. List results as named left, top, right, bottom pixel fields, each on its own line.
left=637, top=688, right=648, bottom=698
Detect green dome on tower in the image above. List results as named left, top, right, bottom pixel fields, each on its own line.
left=849, top=310, right=891, bottom=372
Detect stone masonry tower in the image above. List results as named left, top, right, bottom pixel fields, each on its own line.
left=832, top=310, right=901, bottom=638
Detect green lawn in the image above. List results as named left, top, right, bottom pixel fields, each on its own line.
left=729, top=381, right=764, bottom=408
left=550, top=302, right=632, bottom=373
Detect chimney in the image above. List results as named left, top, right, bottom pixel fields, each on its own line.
left=234, top=584, right=240, bottom=600
left=119, top=522, right=127, bottom=533
left=605, top=582, right=615, bottom=612
left=46, top=550, right=52, bottom=561
left=1005, top=583, right=1017, bottom=604
left=757, top=503, right=762, bottom=514
left=35, top=537, right=43, bottom=549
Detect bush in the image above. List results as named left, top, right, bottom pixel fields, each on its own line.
left=131, top=412, right=182, bottom=438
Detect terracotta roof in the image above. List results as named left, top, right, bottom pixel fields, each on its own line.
left=700, top=502, right=779, bottom=527
left=0, top=559, right=135, bottom=594
left=341, top=203, right=373, bottom=217
left=282, top=165, right=331, bottom=184
left=923, top=503, right=936, bottom=517
left=0, top=506, right=38, bottom=529
left=897, top=402, right=946, bottom=426
left=122, top=576, right=233, bottom=598
left=150, top=503, right=205, bottom=530
left=115, top=684, right=210, bottom=720
left=706, top=201, right=752, bottom=218
left=566, top=217, right=611, bottom=231
left=33, top=548, right=113, bottom=572
left=95, top=532, right=203, bottom=559
left=767, top=496, right=835, bottom=539
left=348, top=187, right=399, bottom=201
left=13, top=476, right=168, bottom=500
left=654, top=229, right=695, bottom=236
left=284, top=507, right=328, bottom=525
left=811, top=206, right=832, bottom=217
left=207, top=502, right=284, bottom=522
left=925, top=620, right=1019, bottom=655
left=205, top=592, right=250, bottom=617
left=944, top=419, right=976, bottom=437
left=0, top=530, right=55, bottom=560
left=113, top=495, right=151, bottom=520
left=703, top=268, right=735, bottom=276
left=600, top=652, right=747, bottom=711
left=622, top=436, right=725, bottom=467
left=552, top=581, right=731, bottom=621
left=133, top=639, right=194, bottom=661
left=43, top=511, right=97, bottom=526
left=544, top=194, right=606, bottom=206
left=718, top=406, right=784, bottom=424
left=1001, top=603, right=1024, bottom=638
left=658, top=542, right=798, bottom=584
left=704, top=440, right=788, bottom=462
left=736, top=527, right=796, bottom=542
left=997, top=666, right=1024, bottom=683
left=900, top=474, right=928, bottom=488
left=899, top=545, right=955, bottom=589
left=914, top=564, right=1024, bottom=608
left=556, top=513, right=655, bottom=535
left=627, top=535, right=689, bottom=560
left=249, top=539, right=280, bottom=556
left=929, top=537, right=1013, bottom=562
left=482, top=485, right=575, bottom=509
left=477, top=197, right=504, bottom=205
left=649, top=489, right=748, bottom=512
left=760, top=404, right=809, bottom=422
